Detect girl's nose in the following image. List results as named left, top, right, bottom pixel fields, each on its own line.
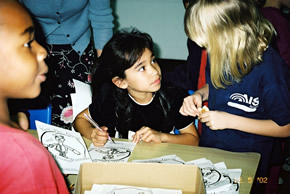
left=150, top=63, right=159, bottom=76
left=36, top=42, right=47, bottom=62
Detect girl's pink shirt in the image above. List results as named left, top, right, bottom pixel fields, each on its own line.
left=0, top=125, right=69, bottom=194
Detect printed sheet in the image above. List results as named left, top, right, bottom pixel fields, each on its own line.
left=84, top=184, right=182, bottom=194
left=132, top=155, right=242, bottom=194
left=35, top=121, right=92, bottom=174
left=88, top=140, right=136, bottom=162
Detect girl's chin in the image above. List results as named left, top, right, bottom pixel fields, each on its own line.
left=26, top=87, right=41, bottom=99
left=153, top=84, right=161, bottom=92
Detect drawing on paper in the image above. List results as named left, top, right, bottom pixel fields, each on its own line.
left=88, top=141, right=136, bottom=162
left=40, top=131, right=87, bottom=161
left=88, top=147, right=131, bottom=162
left=201, top=168, right=222, bottom=186
left=36, top=121, right=92, bottom=174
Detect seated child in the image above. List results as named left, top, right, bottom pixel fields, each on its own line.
left=0, top=0, right=69, bottom=193
left=73, top=28, right=199, bottom=146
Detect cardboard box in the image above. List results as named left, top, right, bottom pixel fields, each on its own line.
left=75, top=162, right=205, bottom=194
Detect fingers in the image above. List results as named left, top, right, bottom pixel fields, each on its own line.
left=179, top=96, right=201, bottom=117
left=198, top=111, right=219, bottom=130
left=91, top=127, right=109, bottom=147
left=198, top=111, right=208, bottom=121
left=132, top=127, right=161, bottom=143
left=139, top=130, right=153, bottom=143
left=132, top=127, right=146, bottom=143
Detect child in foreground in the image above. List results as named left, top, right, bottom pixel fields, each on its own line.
left=74, top=28, right=199, bottom=147
left=180, top=0, right=290, bottom=193
left=0, top=0, right=69, bottom=193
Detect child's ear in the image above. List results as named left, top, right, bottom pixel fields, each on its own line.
left=112, top=76, right=128, bottom=89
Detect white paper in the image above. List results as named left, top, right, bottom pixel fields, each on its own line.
left=71, top=79, right=92, bottom=120
left=35, top=121, right=92, bottom=174
left=88, top=184, right=182, bottom=194
left=186, top=158, right=241, bottom=194
left=132, top=154, right=185, bottom=164
left=88, top=141, right=136, bottom=162
left=133, top=155, right=241, bottom=194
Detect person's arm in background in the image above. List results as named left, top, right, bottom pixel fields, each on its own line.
left=274, top=18, right=290, bottom=68
left=261, top=0, right=290, bottom=68
left=89, top=0, right=114, bottom=57
left=163, top=39, right=202, bottom=91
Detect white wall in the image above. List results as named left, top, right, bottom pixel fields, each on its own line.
left=111, top=0, right=188, bottom=60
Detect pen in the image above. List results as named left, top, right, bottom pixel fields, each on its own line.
left=83, top=113, right=115, bottom=144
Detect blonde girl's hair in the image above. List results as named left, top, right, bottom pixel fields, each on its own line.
left=184, top=0, right=275, bottom=89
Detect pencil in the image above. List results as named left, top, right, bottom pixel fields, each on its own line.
left=83, top=113, right=116, bottom=143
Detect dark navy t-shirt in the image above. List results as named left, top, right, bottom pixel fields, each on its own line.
left=200, top=46, right=290, bottom=177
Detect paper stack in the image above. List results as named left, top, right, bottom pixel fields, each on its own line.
left=133, top=155, right=242, bottom=194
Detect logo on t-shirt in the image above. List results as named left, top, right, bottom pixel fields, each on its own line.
left=227, top=93, right=259, bottom=112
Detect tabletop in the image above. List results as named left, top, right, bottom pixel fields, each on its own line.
left=28, top=129, right=260, bottom=194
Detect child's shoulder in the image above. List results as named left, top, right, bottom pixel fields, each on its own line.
left=161, top=82, right=189, bottom=101
left=0, top=125, right=48, bottom=158
left=260, top=46, right=285, bottom=68
left=253, top=46, right=290, bottom=88
left=92, top=83, right=114, bottom=102
left=258, top=46, right=289, bottom=75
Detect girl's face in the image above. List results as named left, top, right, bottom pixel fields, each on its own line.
left=0, top=2, right=48, bottom=99
left=122, top=48, right=161, bottom=100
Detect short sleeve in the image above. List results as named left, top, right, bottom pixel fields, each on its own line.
left=167, top=87, right=196, bottom=130
left=259, top=50, right=290, bottom=126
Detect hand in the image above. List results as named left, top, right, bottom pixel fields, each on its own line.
left=91, top=126, right=109, bottom=147
left=132, top=126, right=162, bottom=143
left=10, top=112, right=29, bottom=130
left=199, top=111, right=229, bottom=130
left=17, top=112, right=29, bottom=130
left=179, top=93, right=202, bottom=117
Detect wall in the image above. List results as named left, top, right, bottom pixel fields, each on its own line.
left=111, top=0, right=188, bottom=60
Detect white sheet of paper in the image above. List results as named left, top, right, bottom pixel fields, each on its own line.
left=35, top=121, right=92, bottom=174
left=88, top=141, right=136, bottom=162
left=186, top=158, right=241, bottom=194
left=71, top=79, right=92, bottom=120
left=132, top=154, right=185, bottom=164
left=132, top=155, right=242, bottom=194
left=89, top=184, right=182, bottom=194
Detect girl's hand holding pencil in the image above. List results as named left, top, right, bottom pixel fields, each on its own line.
left=90, top=127, right=110, bottom=147
left=84, top=113, right=115, bottom=146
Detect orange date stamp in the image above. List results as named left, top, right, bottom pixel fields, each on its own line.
left=233, top=177, right=268, bottom=184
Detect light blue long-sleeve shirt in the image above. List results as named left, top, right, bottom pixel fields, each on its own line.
left=19, top=0, right=114, bottom=54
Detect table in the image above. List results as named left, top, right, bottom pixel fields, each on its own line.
left=28, top=130, right=260, bottom=194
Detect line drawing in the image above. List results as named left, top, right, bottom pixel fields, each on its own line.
left=88, top=141, right=136, bottom=162
left=36, top=121, right=92, bottom=174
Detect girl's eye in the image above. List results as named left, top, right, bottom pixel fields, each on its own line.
left=24, top=39, right=34, bottom=48
left=138, top=66, right=145, bottom=72
left=151, top=58, right=157, bottom=64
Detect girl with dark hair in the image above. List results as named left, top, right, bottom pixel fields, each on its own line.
left=73, top=28, right=199, bottom=147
